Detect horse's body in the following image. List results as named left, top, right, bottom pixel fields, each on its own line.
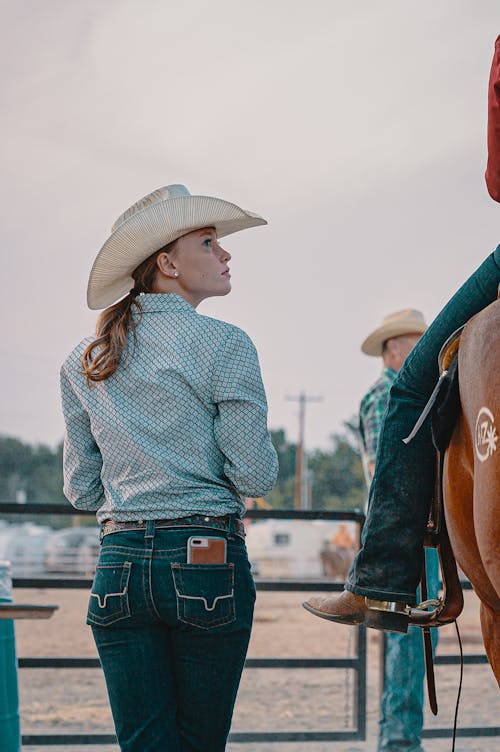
left=443, top=298, right=500, bottom=683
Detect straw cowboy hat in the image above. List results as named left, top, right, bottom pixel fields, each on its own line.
left=87, top=184, right=267, bottom=309
left=361, top=309, right=427, bottom=356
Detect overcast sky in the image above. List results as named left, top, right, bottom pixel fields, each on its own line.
left=1, top=0, right=500, bottom=452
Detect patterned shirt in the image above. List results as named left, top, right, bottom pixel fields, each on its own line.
left=358, top=367, right=397, bottom=482
left=60, top=293, right=278, bottom=524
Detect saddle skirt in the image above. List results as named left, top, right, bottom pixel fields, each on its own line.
left=403, top=325, right=464, bottom=449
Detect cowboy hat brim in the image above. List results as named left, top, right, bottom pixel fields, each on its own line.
left=87, top=195, right=267, bottom=309
left=361, top=321, right=427, bottom=356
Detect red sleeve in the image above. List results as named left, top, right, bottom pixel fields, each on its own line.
left=485, top=35, right=500, bottom=201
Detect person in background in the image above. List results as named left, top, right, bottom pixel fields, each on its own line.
left=60, top=183, right=278, bottom=752
left=359, top=310, right=439, bottom=752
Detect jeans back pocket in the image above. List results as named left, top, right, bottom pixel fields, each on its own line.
left=171, top=563, right=236, bottom=629
left=87, top=561, right=132, bottom=627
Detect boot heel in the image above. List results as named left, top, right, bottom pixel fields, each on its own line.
left=365, top=608, right=409, bottom=634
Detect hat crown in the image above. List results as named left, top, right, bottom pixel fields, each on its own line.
left=381, top=308, right=425, bottom=327
left=112, top=184, right=192, bottom=232
left=361, top=308, right=427, bottom=356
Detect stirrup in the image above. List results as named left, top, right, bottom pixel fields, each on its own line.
left=365, top=598, right=409, bottom=633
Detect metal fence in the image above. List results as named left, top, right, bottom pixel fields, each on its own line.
left=2, top=502, right=498, bottom=745
left=3, top=502, right=368, bottom=747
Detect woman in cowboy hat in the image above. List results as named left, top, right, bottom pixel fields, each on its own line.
left=60, top=184, right=278, bottom=751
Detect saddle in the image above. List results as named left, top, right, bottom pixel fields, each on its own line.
left=403, top=326, right=466, bottom=713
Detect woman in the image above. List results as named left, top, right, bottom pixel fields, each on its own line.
left=60, top=183, right=278, bottom=751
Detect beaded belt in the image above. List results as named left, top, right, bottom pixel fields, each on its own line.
left=100, top=513, right=245, bottom=542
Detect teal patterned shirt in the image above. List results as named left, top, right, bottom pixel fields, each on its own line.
left=358, top=367, right=397, bottom=472
left=60, top=294, right=278, bottom=524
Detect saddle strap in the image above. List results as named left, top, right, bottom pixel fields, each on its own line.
left=421, top=558, right=438, bottom=715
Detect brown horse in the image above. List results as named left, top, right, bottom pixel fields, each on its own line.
left=443, top=297, right=500, bottom=684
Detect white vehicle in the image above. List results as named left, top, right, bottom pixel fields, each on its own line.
left=0, top=523, right=53, bottom=576
left=245, top=519, right=357, bottom=579
left=44, top=526, right=100, bottom=575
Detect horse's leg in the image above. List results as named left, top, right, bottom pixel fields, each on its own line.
left=480, top=602, right=500, bottom=686
left=473, top=443, right=500, bottom=686
left=444, top=418, right=500, bottom=685
left=473, top=453, right=500, bottom=598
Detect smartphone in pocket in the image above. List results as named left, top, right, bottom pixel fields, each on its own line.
left=187, top=536, right=227, bottom=564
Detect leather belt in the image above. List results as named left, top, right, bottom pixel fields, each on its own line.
left=100, top=513, right=245, bottom=542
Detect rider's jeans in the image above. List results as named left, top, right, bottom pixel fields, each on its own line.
left=87, top=524, right=255, bottom=752
left=378, top=549, right=440, bottom=752
left=347, top=247, right=500, bottom=602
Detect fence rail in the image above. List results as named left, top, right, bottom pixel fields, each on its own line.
left=5, top=502, right=367, bottom=746
left=2, top=502, right=498, bottom=746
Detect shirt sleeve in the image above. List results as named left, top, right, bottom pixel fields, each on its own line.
left=212, top=328, right=279, bottom=497
left=486, top=35, right=500, bottom=201
left=359, top=387, right=388, bottom=464
left=60, top=366, right=105, bottom=511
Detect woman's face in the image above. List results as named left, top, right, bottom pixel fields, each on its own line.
left=156, top=227, right=232, bottom=307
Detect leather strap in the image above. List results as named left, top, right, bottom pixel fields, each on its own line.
left=421, top=558, right=438, bottom=715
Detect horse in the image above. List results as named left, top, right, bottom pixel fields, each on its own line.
left=443, top=296, right=500, bottom=684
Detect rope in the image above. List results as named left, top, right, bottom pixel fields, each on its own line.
left=451, top=620, right=464, bottom=752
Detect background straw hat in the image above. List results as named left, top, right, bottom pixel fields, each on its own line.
left=87, top=184, right=267, bottom=309
left=361, top=309, right=428, bottom=356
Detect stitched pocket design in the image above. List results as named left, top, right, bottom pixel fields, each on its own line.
left=86, top=561, right=132, bottom=626
left=171, top=563, right=236, bottom=629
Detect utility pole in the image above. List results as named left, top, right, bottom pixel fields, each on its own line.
left=286, top=392, right=323, bottom=510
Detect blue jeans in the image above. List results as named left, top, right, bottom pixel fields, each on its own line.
left=378, top=549, right=440, bottom=752
left=348, top=247, right=500, bottom=602
left=88, top=523, right=255, bottom=752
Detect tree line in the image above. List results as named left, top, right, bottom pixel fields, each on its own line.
left=0, top=428, right=366, bottom=511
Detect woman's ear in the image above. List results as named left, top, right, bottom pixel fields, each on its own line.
left=156, top=251, right=178, bottom=278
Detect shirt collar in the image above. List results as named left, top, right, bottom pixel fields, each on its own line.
left=137, top=293, right=197, bottom=314
left=382, top=366, right=397, bottom=381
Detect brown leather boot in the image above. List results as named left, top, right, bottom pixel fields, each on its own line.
left=303, top=590, right=410, bottom=633
left=303, top=591, right=366, bottom=624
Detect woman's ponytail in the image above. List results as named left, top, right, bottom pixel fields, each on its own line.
left=81, top=290, right=142, bottom=384
left=81, top=238, right=178, bottom=384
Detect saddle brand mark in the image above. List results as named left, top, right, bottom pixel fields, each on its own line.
left=474, top=406, right=498, bottom=462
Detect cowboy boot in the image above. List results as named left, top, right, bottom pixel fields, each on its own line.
left=303, top=590, right=411, bottom=633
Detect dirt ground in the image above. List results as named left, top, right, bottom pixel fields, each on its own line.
left=11, top=585, right=500, bottom=752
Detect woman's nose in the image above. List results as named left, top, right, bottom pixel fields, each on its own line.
left=217, top=243, right=231, bottom=262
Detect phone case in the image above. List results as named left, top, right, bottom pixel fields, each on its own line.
left=187, top=536, right=227, bottom=564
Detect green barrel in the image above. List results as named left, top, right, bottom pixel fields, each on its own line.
left=0, top=561, right=20, bottom=752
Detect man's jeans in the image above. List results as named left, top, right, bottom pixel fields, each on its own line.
left=347, top=247, right=500, bottom=602
left=88, top=524, right=255, bottom=752
left=378, top=549, right=440, bottom=752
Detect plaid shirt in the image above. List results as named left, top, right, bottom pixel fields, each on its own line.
left=358, top=367, right=397, bottom=482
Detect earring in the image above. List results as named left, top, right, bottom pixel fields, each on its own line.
left=173, top=272, right=179, bottom=278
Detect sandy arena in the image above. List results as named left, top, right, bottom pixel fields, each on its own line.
left=12, top=585, right=500, bottom=752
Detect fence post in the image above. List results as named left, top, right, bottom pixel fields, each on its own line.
left=0, top=560, right=20, bottom=752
